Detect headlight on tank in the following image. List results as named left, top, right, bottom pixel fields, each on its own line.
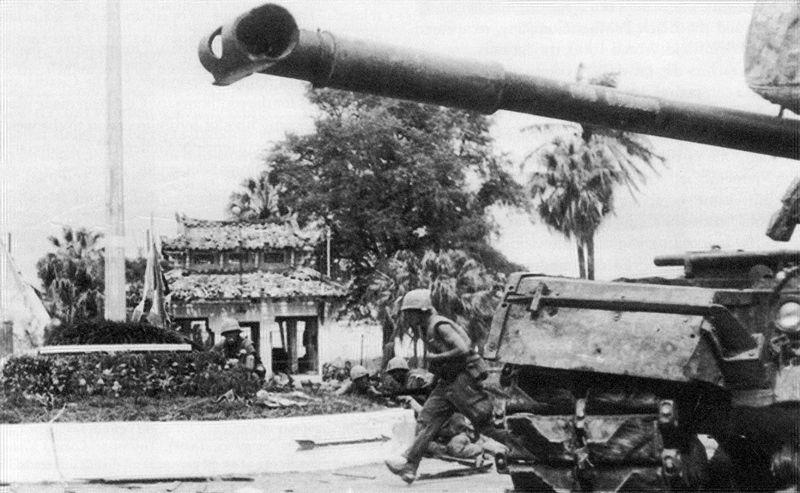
left=776, top=301, right=800, bottom=333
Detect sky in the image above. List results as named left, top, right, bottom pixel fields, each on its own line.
left=1, top=0, right=797, bottom=287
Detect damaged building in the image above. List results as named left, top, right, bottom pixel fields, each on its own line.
left=162, top=215, right=381, bottom=377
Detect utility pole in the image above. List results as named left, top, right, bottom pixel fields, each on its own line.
left=326, top=227, right=331, bottom=277
left=104, top=0, right=126, bottom=321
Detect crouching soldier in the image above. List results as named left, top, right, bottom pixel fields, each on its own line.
left=381, top=356, right=434, bottom=410
left=213, top=318, right=266, bottom=378
left=380, top=356, right=411, bottom=394
left=385, top=289, right=509, bottom=484
left=335, top=364, right=382, bottom=397
left=437, top=413, right=507, bottom=460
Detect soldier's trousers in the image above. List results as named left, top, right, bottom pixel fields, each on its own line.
left=404, top=371, right=502, bottom=467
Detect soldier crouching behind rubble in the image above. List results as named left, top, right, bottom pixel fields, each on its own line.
left=334, top=364, right=382, bottom=397
left=385, top=289, right=510, bottom=484
left=336, top=356, right=435, bottom=404
left=379, top=356, right=434, bottom=407
left=213, top=318, right=266, bottom=379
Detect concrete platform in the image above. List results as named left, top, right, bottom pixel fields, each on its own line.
left=0, top=409, right=415, bottom=484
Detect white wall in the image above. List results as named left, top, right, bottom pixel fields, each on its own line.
left=318, top=320, right=384, bottom=372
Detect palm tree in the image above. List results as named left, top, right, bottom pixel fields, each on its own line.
left=36, top=226, right=104, bottom=323
left=227, top=168, right=288, bottom=221
left=528, top=134, right=617, bottom=279
left=47, top=226, right=103, bottom=260
left=363, top=249, right=503, bottom=354
left=524, top=67, right=664, bottom=279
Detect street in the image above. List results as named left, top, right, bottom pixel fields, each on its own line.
left=6, top=461, right=513, bottom=493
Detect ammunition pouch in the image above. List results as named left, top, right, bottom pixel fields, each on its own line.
left=431, top=353, right=488, bottom=381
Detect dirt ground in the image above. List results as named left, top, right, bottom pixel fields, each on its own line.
left=5, top=460, right=513, bottom=493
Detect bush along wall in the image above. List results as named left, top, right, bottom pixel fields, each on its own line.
left=1, top=352, right=262, bottom=403
left=44, top=319, right=191, bottom=346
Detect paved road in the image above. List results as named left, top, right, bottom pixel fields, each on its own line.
left=8, top=461, right=513, bottom=493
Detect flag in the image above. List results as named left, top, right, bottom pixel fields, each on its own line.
left=131, top=238, right=169, bottom=328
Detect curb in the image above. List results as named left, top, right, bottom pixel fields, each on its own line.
left=1, top=408, right=415, bottom=483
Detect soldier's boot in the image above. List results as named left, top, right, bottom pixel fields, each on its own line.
left=385, top=456, right=418, bottom=484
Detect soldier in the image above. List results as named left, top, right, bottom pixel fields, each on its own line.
left=213, top=318, right=259, bottom=372
left=380, top=356, right=411, bottom=394
left=439, top=413, right=507, bottom=460
left=385, top=289, right=508, bottom=484
left=381, top=357, right=435, bottom=413
left=335, top=364, right=381, bottom=397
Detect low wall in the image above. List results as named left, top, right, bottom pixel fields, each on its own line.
left=1, top=408, right=415, bottom=484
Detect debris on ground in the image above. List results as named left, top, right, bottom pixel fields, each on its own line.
left=417, top=462, right=493, bottom=480
left=332, top=472, right=376, bottom=480
left=254, top=389, right=308, bottom=408
left=295, top=435, right=390, bottom=451
left=214, top=389, right=240, bottom=403
left=2, top=387, right=384, bottom=423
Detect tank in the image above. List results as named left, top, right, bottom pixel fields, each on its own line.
left=486, top=244, right=799, bottom=491
left=198, top=4, right=799, bottom=491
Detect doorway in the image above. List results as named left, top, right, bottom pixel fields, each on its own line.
left=273, top=316, right=318, bottom=374
left=238, top=321, right=260, bottom=358
left=174, top=317, right=211, bottom=350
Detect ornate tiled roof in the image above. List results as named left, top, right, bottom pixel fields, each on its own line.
left=162, top=214, right=323, bottom=252
left=165, top=267, right=346, bottom=302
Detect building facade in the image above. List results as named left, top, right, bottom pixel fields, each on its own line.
left=162, top=215, right=352, bottom=376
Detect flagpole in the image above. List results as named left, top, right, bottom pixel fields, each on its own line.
left=104, top=0, right=126, bottom=321
left=150, top=212, right=155, bottom=251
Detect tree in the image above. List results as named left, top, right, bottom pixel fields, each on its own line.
left=36, top=226, right=104, bottom=323
left=362, top=249, right=504, bottom=352
left=227, top=169, right=289, bottom=221
left=36, top=226, right=152, bottom=322
left=232, top=88, right=523, bottom=286
left=524, top=68, right=664, bottom=279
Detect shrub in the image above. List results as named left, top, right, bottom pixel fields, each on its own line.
left=1, top=352, right=262, bottom=403
left=44, top=319, right=190, bottom=346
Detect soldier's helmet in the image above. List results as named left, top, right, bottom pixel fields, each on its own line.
left=400, top=289, right=433, bottom=312
left=386, top=356, right=410, bottom=373
left=220, top=318, right=242, bottom=335
left=350, top=364, right=369, bottom=380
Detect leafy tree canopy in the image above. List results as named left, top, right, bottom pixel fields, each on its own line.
left=230, top=88, right=523, bottom=280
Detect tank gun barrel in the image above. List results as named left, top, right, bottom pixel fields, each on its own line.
left=199, top=4, right=799, bottom=160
